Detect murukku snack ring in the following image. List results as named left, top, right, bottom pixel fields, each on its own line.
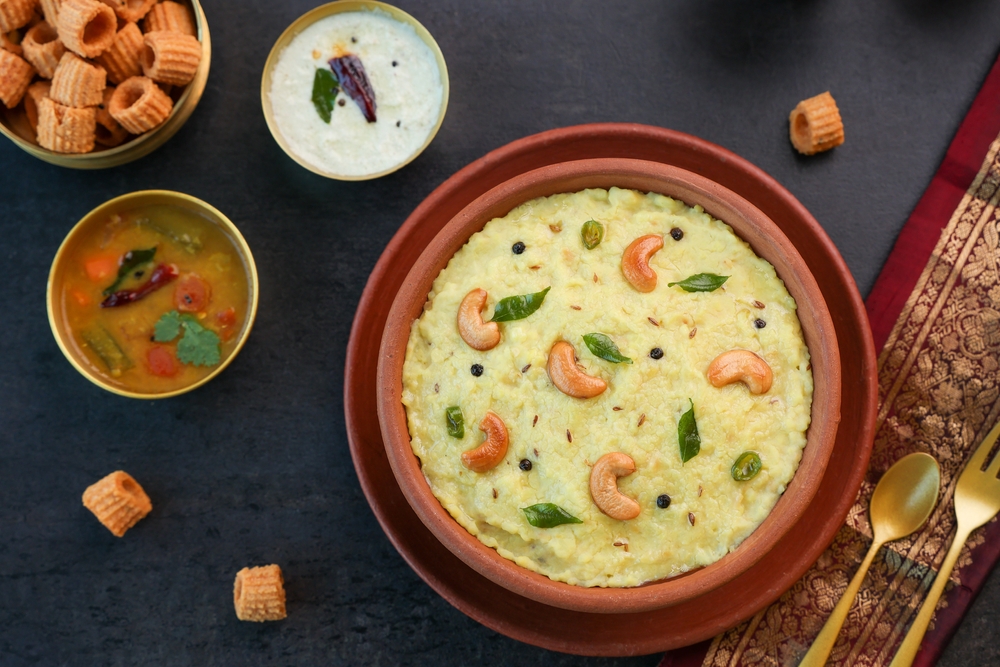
left=0, top=0, right=37, bottom=32
left=0, top=46, right=34, bottom=107
left=81, top=470, right=152, bottom=536
left=1, top=28, right=23, bottom=55
left=56, top=0, right=116, bottom=58
left=21, top=20, right=66, bottom=78
left=143, top=1, right=193, bottom=36
left=50, top=50, right=105, bottom=106
left=94, top=83, right=126, bottom=145
left=789, top=91, right=845, bottom=156
left=107, top=73, right=170, bottom=132
left=95, top=19, right=141, bottom=84
left=100, top=0, right=155, bottom=24
left=23, top=77, right=49, bottom=129
left=234, top=565, right=288, bottom=622
left=39, top=0, right=58, bottom=24
left=141, top=29, right=199, bottom=85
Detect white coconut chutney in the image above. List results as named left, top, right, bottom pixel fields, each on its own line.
left=268, top=10, right=444, bottom=177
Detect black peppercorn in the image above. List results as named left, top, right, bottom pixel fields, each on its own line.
left=519, top=459, right=532, bottom=471
left=470, top=364, right=484, bottom=376
left=670, top=227, right=684, bottom=241
left=649, top=347, right=663, bottom=360
left=392, top=60, right=398, bottom=67
left=512, top=241, right=526, bottom=254
left=754, top=318, right=766, bottom=329
left=656, top=494, right=671, bottom=509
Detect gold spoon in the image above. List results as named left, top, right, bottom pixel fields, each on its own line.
left=799, top=452, right=940, bottom=667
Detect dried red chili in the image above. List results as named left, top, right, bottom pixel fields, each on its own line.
left=330, top=55, right=377, bottom=122
left=100, top=263, right=178, bottom=308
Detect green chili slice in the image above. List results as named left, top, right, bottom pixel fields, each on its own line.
left=445, top=406, right=464, bottom=439
left=731, top=451, right=763, bottom=481
left=581, top=220, right=604, bottom=249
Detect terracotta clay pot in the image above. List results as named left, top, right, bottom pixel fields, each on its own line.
left=376, top=157, right=842, bottom=614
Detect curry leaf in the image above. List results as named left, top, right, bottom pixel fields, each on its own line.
left=583, top=333, right=632, bottom=364
left=103, top=247, right=156, bottom=296
left=311, top=68, right=339, bottom=124
left=667, top=273, right=729, bottom=293
left=678, top=399, right=701, bottom=463
left=522, top=503, right=583, bottom=528
left=490, top=287, right=551, bottom=322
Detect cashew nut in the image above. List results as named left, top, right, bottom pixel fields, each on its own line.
left=590, top=452, right=641, bottom=521
left=547, top=341, right=607, bottom=398
left=461, top=410, right=509, bottom=472
left=457, top=288, right=501, bottom=351
left=621, top=234, right=664, bottom=292
left=706, top=349, right=773, bottom=394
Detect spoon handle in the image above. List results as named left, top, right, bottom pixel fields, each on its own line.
left=799, top=539, right=883, bottom=667
left=888, top=525, right=971, bottom=667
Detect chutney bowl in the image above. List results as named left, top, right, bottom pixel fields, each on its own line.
left=0, top=0, right=211, bottom=169
left=260, top=0, right=450, bottom=181
left=375, top=157, right=843, bottom=614
left=47, top=190, right=258, bottom=399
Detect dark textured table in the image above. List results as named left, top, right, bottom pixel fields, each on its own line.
left=3, top=1, right=1000, bottom=665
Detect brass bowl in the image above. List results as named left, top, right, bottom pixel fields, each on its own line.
left=261, top=0, right=449, bottom=181
left=0, top=0, right=211, bottom=169
left=47, top=190, right=259, bottom=399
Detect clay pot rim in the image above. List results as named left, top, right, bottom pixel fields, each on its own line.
left=376, top=157, right=841, bottom=614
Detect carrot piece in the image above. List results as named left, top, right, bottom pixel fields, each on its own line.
left=146, top=345, right=178, bottom=377
left=216, top=307, right=236, bottom=327
left=84, top=254, right=119, bottom=283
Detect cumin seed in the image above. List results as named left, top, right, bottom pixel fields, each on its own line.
left=753, top=300, right=765, bottom=309
left=549, top=223, right=562, bottom=233
left=521, top=363, right=531, bottom=373
left=648, top=317, right=659, bottom=326
left=566, top=429, right=572, bottom=443
left=613, top=406, right=623, bottom=411
left=434, top=383, right=439, bottom=393
left=571, top=305, right=582, bottom=310
left=533, top=448, right=539, bottom=457
left=492, top=488, right=498, bottom=499
left=532, top=415, right=538, bottom=427
left=529, top=265, right=541, bottom=270
left=698, top=486, right=703, bottom=497
left=689, top=327, right=697, bottom=339
left=688, top=512, right=696, bottom=526
left=593, top=273, right=599, bottom=283
left=637, top=413, right=646, bottom=427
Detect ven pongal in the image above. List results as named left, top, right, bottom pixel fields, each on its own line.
left=401, top=187, right=814, bottom=588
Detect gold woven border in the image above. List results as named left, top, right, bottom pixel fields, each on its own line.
left=702, top=134, right=1000, bottom=667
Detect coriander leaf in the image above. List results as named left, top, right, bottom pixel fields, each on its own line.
left=581, top=220, right=604, bottom=249
left=445, top=406, right=464, bottom=439
left=311, top=68, right=339, bottom=124
left=175, top=317, right=221, bottom=367
left=103, top=247, right=157, bottom=296
left=667, top=273, right=729, bottom=293
left=583, top=333, right=632, bottom=364
left=678, top=399, right=701, bottom=463
left=522, top=503, right=583, bottom=528
left=490, top=286, right=551, bottom=322
left=153, top=310, right=183, bottom=342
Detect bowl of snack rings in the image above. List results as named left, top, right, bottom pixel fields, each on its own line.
left=47, top=190, right=258, bottom=399
left=0, top=0, right=210, bottom=168
left=375, top=157, right=842, bottom=615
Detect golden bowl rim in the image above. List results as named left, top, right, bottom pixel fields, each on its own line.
left=0, top=0, right=211, bottom=170
left=46, top=189, right=260, bottom=399
left=260, top=0, right=450, bottom=181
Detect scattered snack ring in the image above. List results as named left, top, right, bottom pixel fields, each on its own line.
left=23, top=78, right=50, bottom=130
left=50, top=51, right=105, bottom=107
left=56, top=0, right=117, bottom=58
left=1, top=27, right=23, bottom=55
left=789, top=91, right=844, bottom=155
left=233, top=564, right=287, bottom=622
left=141, top=29, right=200, bottom=86
left=0, top=0, right=37, bottom=33
left=95, top=21, right=143, bottom=84
left=143, top=1, right=194, bottom=36
left=81, top=470, right=152, bottom=537
left=21, top=21, right=67, bottom=79
left=108, top=74, right=171, bottom=133
left=0, top=46, right=34, bottom=107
